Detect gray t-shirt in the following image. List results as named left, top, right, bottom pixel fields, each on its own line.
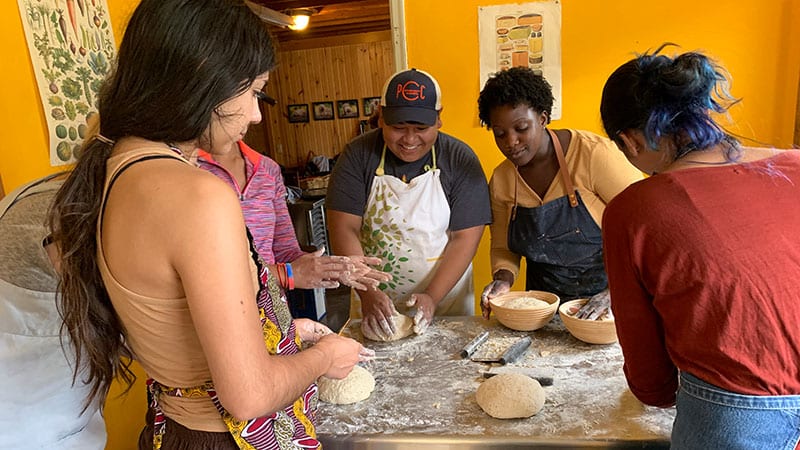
left=0, top=190, right=58, bottom=292
left=326, top=128, right=492, bottom=231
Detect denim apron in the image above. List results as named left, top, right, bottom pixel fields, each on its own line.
left=673, top=372, right=800, bottom=449
left=507, top=129, right=606, bottom=300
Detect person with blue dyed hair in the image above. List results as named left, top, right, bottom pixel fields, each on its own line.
left=600, top=45, right=800, bottom=449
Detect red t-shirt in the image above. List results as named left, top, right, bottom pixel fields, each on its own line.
left=602, top=150, right=800, bottom=407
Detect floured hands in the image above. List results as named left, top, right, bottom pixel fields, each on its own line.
left=358, top=346, right=375, bottom=362
left=313, top=333, right=366, bottom=379
left=291, top=249, right=392, bottom=291
left=290, top=248, right=348, bottom=289
left=294, top=318, right=333, bottom=343
left=360, top=289, right=398, bottom=340
left=406, top=293, right=434, bottom=335
left=480, top=279, right=511, bottom=319
left=338, top=255, right=392, bottom=290
left=575, top=289, right=611, bottom=320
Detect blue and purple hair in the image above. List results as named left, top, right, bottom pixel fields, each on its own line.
left=600, top=44, right=740, bottom=160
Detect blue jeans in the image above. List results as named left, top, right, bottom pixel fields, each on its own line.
left=672, top=372, right=800, bottom=449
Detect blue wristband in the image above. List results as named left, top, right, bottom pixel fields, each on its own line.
left=286, top=263, right=294, bottom=289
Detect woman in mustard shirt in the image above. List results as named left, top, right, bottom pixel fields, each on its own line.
left=477, top=67, right=642, bottom=318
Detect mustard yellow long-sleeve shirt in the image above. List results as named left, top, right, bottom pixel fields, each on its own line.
left=489, top=129, right=643, bottom=282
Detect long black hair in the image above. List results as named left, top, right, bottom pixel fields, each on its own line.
left=48, top=0, right=277, bottom=408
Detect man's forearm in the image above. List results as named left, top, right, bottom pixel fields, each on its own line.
left=424, top=225, right=485, bottom=305
left=327, top=210, right=365, bottom=257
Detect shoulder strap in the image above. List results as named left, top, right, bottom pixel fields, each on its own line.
left=0, top=172, right=68, bottom=219
left=548, top=129, right=578, bottom=207
left=100, top=154, right=187, bottom=231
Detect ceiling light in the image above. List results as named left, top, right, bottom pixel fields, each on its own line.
left=288, top=8, right=314, bottom=31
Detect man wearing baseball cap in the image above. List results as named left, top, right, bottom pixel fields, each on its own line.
left=327, top=68, right=491, bottom=340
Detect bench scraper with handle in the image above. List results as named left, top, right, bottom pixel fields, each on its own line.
left=482, top=366, right=554, bottom=386
left=470, top=336, right=532, bottom=365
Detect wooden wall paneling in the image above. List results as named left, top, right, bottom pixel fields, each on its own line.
left=262, top=36, right=394, bottom=169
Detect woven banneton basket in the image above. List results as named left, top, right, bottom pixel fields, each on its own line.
left=559, top=299, right=618, bottom=344
left=489, top=290, right=559, bottom=331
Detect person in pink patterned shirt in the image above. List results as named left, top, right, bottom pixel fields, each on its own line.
left=198, top=139, right=388, bottom=291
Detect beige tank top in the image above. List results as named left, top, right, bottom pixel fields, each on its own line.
left=97, top=146, right=256, bottom=432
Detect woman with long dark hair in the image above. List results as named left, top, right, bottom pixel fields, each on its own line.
left=48, top=1, right=369, bottom=448
left=600, top=46, right=800, bottom=449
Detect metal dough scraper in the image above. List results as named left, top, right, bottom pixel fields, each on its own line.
left=470, top=335, right=532, bottom=365
left=482, top=366, right=554, bottom=386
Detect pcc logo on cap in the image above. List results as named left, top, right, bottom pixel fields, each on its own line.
left=395, top=80, right=428, bottom=103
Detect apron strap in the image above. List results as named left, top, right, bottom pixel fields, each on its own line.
left=548, top=129, right=578, bottom=207
left=376, top=145, right=388, bottom=176
left=376, top=145, right=437, bottom=177
left=512, top=129, right=576, bottom=218
left=423, top=145, right=437, bottom=172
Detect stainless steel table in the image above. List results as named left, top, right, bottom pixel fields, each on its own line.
left=316, top=316, right=675, bottom=449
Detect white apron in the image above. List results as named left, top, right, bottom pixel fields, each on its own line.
left=350, top=145, right=474, bottom=318
left=0, top=175, right=106, bottom=450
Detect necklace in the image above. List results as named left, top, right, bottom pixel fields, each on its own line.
left=166, top=143, right=199, bottom=167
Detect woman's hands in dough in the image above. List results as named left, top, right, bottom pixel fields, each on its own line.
left=313, top=333, right=374, bottom=379
left=480, top=274, right=512, bottom=319
left=294, top=318, right=333, bottom=343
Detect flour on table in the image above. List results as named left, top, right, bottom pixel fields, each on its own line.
left=361, top=311, right=414, bottom=341
left=476, top=373, right=545, bottom=419
left=318, top=365, right=375, bottom=405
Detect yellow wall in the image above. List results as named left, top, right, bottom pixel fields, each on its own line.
left=1, top=1, right=147, bottom=448
left=403, top=0, right=800, bottom=295
left=2, top=0, right=798, bottom=447
left=0, top=0, right=136, bottom=192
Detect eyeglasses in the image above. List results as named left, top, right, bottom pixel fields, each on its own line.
left=256, top=91, right=277, bottom=106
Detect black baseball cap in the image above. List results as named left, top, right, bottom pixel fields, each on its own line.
left=380, top=68, right=442, bottom=126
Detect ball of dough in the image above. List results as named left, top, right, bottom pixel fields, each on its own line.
left=361, top=311, right=414, bottom=342
left=318, top=365, right=375, bottom=404
left=476, top=373, right=545, bottom=419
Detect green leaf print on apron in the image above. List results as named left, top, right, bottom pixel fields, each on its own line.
left=350, top=145, right=474, bottom=319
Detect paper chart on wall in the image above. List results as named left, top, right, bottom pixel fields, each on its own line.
left=478, top=1, right=562, bottom=119
left=17, top=0, right=117, bottom=166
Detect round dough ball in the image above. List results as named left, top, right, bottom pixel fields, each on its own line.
left=361, top=311, right=414, bottom=342
left=476, top=373, right=545, bottom=419
left=318, top=365, right=375, bottom=404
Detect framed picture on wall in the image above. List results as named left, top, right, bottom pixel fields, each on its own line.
left=337, top=99, right=359, bottom=119
left=287, top=104, right=309, bottom=123
left=363, top=96, right=381, bottom=117
left=313, top=101, right=334, bottom=121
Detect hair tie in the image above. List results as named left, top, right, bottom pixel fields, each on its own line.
left=95, top=134, right=115, bottom=146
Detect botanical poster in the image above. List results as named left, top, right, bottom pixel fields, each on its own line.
left=478, top=1, right=562, bottom=119
left=17, top=0, right=116, bottom=166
